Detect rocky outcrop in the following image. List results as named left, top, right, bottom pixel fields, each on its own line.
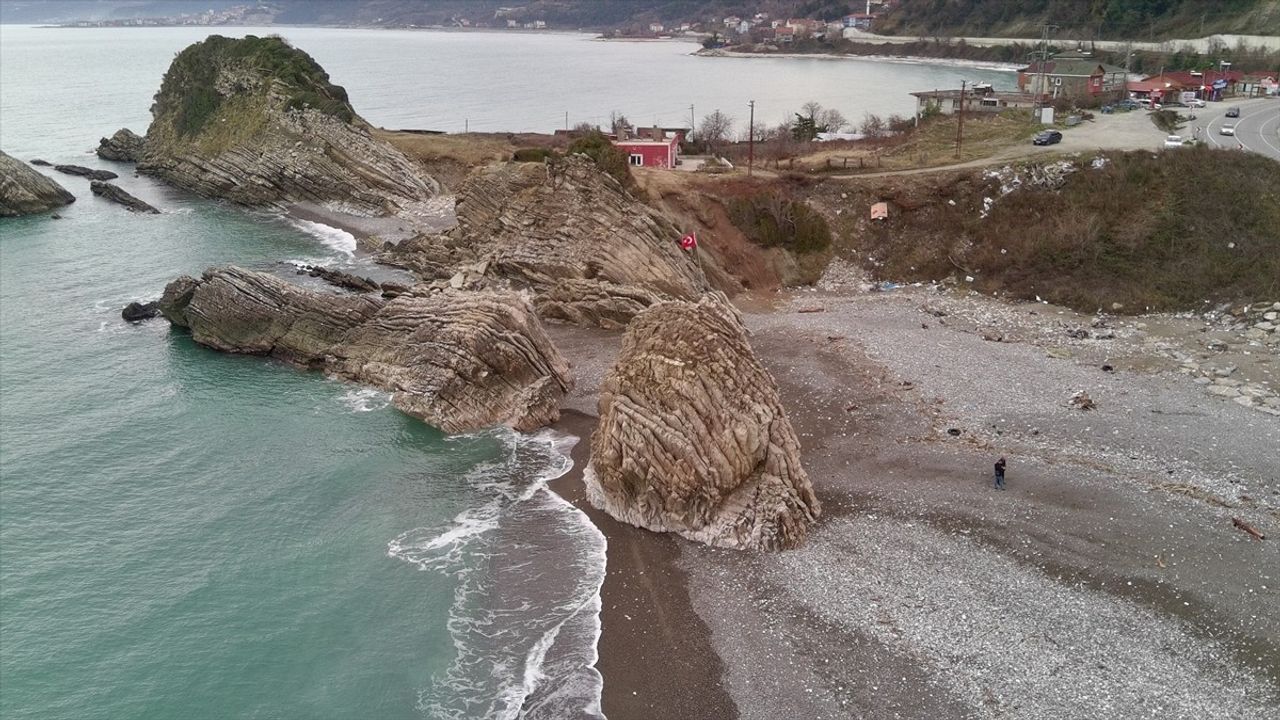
left=97, top=128, right=146, bottom=162
left=159, top=266, right=571, bottom=433
left=1, top=150, right=76, bottom=217
left=90, top=181, right=160, bottom=213
left=138, top=35, right=438, bottom=218
left=296, top=264, right=380, bottom=293
left=121, top=301, right=161, bottom=322
left=584, top=295, right=820, bottom=551
left=384, top=155, right=705, bottom=328
left=54, top=165, right=118, bottom=181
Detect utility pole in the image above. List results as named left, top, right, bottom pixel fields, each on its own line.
left=747, top=100, right=755, bottom=177
left=955, top=80, right=965, bottom=159
left=689, top=104, right=695, bottom=135
left=464, top=118, right=468, bottom=133
left=564, top=111, right=568, bottom=131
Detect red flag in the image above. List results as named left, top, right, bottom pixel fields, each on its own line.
left=679, top=232, right=697, bottom=251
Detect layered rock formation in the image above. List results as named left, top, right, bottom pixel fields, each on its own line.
left=139, top=35, right=438, bottom=216
left=384, top=155, right=705, bottom=328
left=584, top=295, right=820, bottom=551
left=90, top=181, right=160, bottom=213
left=54, top=164, right=117, bottom=181
left=1, top=150, right=76, bottom=217
left=97, top=128, right=146, bottom=162
left=159, top=266, right=570, bottom=433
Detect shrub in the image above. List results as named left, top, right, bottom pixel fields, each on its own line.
left=567, top=130, right=634, bottom=189
left=727, top=193, right=832, bottom=254
left=512, top=147, right=555, bottom=162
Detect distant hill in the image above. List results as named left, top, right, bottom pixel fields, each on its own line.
left=872, top=0, right=1280, bottom=40
left=5, top=0, right=1276, bottom=39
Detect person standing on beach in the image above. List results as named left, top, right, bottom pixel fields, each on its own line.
left=994, top=457, right=1007, bottom=490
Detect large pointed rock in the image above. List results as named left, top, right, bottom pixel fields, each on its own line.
left=584, top=295, right=819, bottom=550
left=0, top=150, right=75, bottom=217
left=159, top=266, right=571, bottom=433
left=139, top=35, right=438, bottom=217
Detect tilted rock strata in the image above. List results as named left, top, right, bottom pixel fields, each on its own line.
left=0, top=150, right=76, bottom=217
left=385, top=155, right=705, bottom=328
left=90, top=181, right=160, bottom=214
left=54, top=165, right=118, bottom=181
left=139, top=35, right=438, bottom=216
left=158, top=266, right=571, bottom=433
left=584, top=296, right=820, bottom=551
left=97, top=128, right=146, bottom=162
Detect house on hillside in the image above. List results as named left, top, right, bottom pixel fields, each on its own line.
left=843, top=13, right=876, bottom=29
left=612, top=127, right=682, bottom=169
left=775, top=26, right=795, bottom=43
left=910, top=87, right=1038, bottom=118
left=1018, top=54, right=1126, bottom=98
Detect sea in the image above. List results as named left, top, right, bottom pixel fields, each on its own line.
left=0, top=25, right=1013, bottom=719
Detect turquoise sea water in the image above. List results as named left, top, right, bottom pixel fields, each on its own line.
left=0, top=25, right=607, bottom=720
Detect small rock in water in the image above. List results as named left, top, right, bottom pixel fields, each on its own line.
left=121, top=301, right=160, bottom=322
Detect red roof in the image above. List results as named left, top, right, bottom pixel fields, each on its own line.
left=1144, top=70, right=1245, bottom=87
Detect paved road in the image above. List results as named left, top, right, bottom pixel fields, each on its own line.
left=1187, top=97, right=1280, bottom=161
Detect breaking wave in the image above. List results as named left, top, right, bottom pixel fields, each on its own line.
left=387, top=429, right=607, bottom=720
left=289, top=218, right=357, bottom=256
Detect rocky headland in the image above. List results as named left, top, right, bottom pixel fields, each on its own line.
left=158, top=266, right=571, bottom=433
left=1, top=150, right=76, bottom=217
left=583, top=295, right=820, bottom=551
left=383, top=155, right=707, bottom=329
left=137, top=35, right=439, bottom=222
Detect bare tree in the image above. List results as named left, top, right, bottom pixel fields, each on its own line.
left=698, top=110, right=734, bottom=155
left=859, top=113, right=886, bottom=138
left=801, top=100, right=824, bottom=121
left=609, top=111, right=631, bottom=135
left=818, top=108, right=848, bottom=132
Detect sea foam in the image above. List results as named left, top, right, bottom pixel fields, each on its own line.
left=289, top=218, right=357, bottom=256
left=388, top=429, right=606, bottom=720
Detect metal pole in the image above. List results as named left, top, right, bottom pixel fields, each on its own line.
left=564, top=111, right=568, bottom=130
left=747, top=100, right=755, bottom=177
left=956, top=81, right=965, bottom=159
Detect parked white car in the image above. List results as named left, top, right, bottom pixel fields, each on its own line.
left=1188, top=98, right=1206, bottom=108
left=1220, top=124, right=1236, bottom=136
left=1164, top=135, right=1188, bottom=148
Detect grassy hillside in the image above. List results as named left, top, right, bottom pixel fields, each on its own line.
left=828, top=148, right=1280, bottom=313
left=874, top=0, right=1280, bottom=40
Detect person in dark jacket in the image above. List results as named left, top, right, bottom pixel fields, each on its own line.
left=993, top=457, right=1007, bottom=490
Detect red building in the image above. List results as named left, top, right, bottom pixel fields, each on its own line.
left=612, top=131, right=680, bottom=169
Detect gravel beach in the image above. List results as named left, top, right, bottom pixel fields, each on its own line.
left=548, top=284, right=1279, bottom=719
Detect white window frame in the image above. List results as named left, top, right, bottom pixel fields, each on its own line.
left=629, top=153, right=644, bottom=166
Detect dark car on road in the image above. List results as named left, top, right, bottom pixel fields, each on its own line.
left=1226, top=107, right=1241, bottom=118
left=1032, top=130, right=1063, bottom=146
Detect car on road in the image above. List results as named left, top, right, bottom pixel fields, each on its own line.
left=1032, top=130, right=1063, bottom=146
left=1220, top=123, right=1236, bottom=136
left=1164, top=135, right=1189, bottom=148
left=1188, top=99, right=1206, bottom=108
left=1226, top=107, right=1241, bottom=118
left=1116, top=99, right=1141, bottom=110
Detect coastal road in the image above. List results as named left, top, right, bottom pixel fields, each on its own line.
left=1187, top=97, right=1280, bottom=161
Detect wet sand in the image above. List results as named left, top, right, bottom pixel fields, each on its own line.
left=550, top=410, right=737, bottom=720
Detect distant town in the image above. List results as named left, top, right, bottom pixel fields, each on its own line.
left=57, top=0, right=894, bottom=34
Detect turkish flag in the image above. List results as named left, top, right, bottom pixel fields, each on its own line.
left=679, top=232, right=697, bottom=251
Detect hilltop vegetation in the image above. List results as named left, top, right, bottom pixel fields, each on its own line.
left=151, top=35, right=354, bottom=139
left=874, top=0, right=1280, bottom=40
left=831, top=148, right=1280, bottom=312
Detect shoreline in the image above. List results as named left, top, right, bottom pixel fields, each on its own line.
left=548, top=409, right=737, bottom=720
left=695, top=47, right=1021, bottom=71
